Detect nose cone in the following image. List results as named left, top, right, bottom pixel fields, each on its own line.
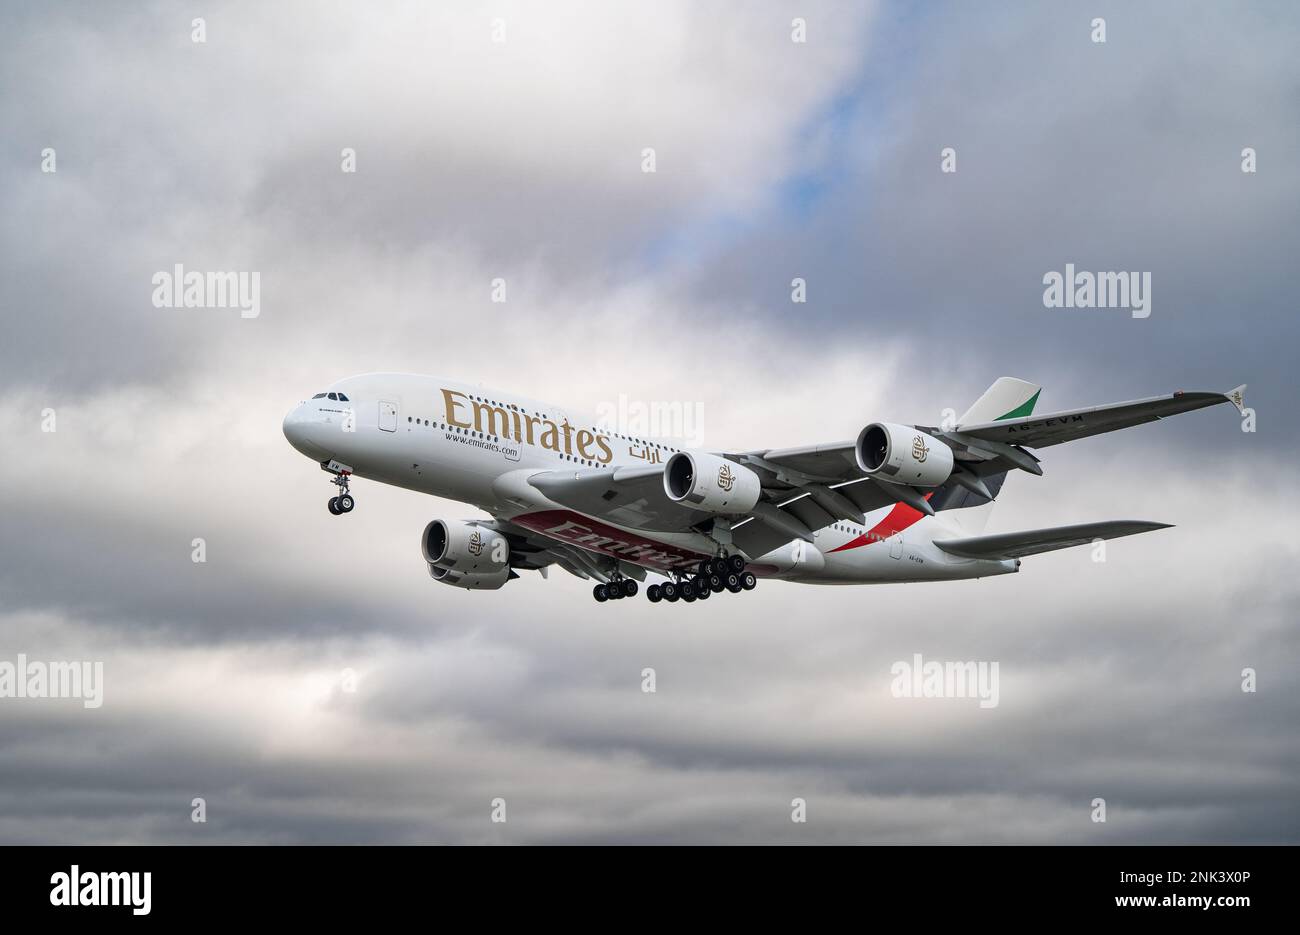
left=283, top=404, right=331, bottom=461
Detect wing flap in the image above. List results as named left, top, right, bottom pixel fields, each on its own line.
left=933, top=520, right=1173, bottom=560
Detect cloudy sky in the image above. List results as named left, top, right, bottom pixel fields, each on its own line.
left=2, top=0, right=1297, bottom=843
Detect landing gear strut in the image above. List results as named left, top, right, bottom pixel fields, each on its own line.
left=327, top=472, right=355, bottom=515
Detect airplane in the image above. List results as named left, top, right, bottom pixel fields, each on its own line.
left=282, top=374, right=1247, bottom=604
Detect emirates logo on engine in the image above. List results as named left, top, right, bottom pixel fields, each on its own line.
left=468, top=530, right=484, bottom=556
left=911, top=435, right=929, bottom=463
left=717, top=463, right=736, bottom=492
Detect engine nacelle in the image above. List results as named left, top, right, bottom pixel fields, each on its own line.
left=421, top=520, right=510, bottom=573
left=664, top=451, right=762, bottom=514
left=855, top=423, right=954, bottom=487
left=427, top=563, right=511, bottom=590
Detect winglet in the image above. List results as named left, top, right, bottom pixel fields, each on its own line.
left=1225, top=384, right=1247, bottom=415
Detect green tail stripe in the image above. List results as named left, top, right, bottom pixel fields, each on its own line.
left=995, top=389, right=1040, bottom=421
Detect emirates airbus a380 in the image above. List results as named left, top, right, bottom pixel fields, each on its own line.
left=282, top=374, right=1246, bottom=605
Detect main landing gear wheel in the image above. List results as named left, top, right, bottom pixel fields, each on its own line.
left=741, top=572, right=757, bottom=591
left=647, top=584, right=662, bottom=603
left=594, top=578, right=638, bottom=602
left=661, top=582, right=679, bottom=602
left=725, top=572, right=743, bottom=593
left=726, top=554, right=746, bottom=574
left=328, top=497, right=341, bottom=515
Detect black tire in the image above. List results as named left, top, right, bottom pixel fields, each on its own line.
left=708, top=573, right=724, bottom=593
left=679, top=579, right=696, bottom=599
left=741, top=572, right=757, bottom=591
left=727, top=554, right=746, bottom=573
left=725, top=573, right=742, bottom=593
left=662, top=582, right=678, bottom=602
left=328, top=497, right=341, bottom=515
left=623, top=579, right=639, bottom=598
left=593, top=584, right=608, bottom=602
left=709, top=556, right=727, bottom=575
left=682, top=588, right=696, bottom=603
left=338, top=494, right=354, bottom=512
left=697, top=559, right=712, bottom=577
left=647, top=584, right=662, bottom=603
left=696, top=584, right=710, bottom=600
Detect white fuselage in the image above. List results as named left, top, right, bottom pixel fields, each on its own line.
left=282, top=373, right=1019, bottom=585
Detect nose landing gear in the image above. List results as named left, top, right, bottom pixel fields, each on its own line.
left=327, top=472, right=355, bottom=515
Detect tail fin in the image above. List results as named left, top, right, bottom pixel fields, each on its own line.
left=945, top=377, right=1042, bottom=535
left=957, top=376, right=1042, bottom=426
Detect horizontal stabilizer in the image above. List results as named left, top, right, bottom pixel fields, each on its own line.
left=933, top=520, right=1173, bottom=560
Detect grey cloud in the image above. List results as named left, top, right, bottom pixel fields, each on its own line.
left=0, top=1, right=1296, bottom=844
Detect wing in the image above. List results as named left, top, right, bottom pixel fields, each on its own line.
left=933, top=520, right=1172, bottom=560
left=942, top=386, right=1247, bottom=449
left=517, top=382, right=1243, bottom=566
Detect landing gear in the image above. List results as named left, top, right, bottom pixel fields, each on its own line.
left=327, top=473, right=354, bottom=514
left=592, top=575, right=639, bottom=602
left=647, top=553, right=757, bottom=606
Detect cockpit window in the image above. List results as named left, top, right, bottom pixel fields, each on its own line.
left=312, top=393, right=327, bottom=399
left=327, top=392, right=339, bottom=400
left=337, top=393, right=349, bottom=401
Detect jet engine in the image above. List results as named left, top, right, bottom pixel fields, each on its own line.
left=421, top=520, right=510, bottom=574
left=664, top=451, right=762, bottom=514
left=855, top=423, right=954, bottom=487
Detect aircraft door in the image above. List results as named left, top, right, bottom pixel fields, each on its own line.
left=379, top=400, right=398, bottom=432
